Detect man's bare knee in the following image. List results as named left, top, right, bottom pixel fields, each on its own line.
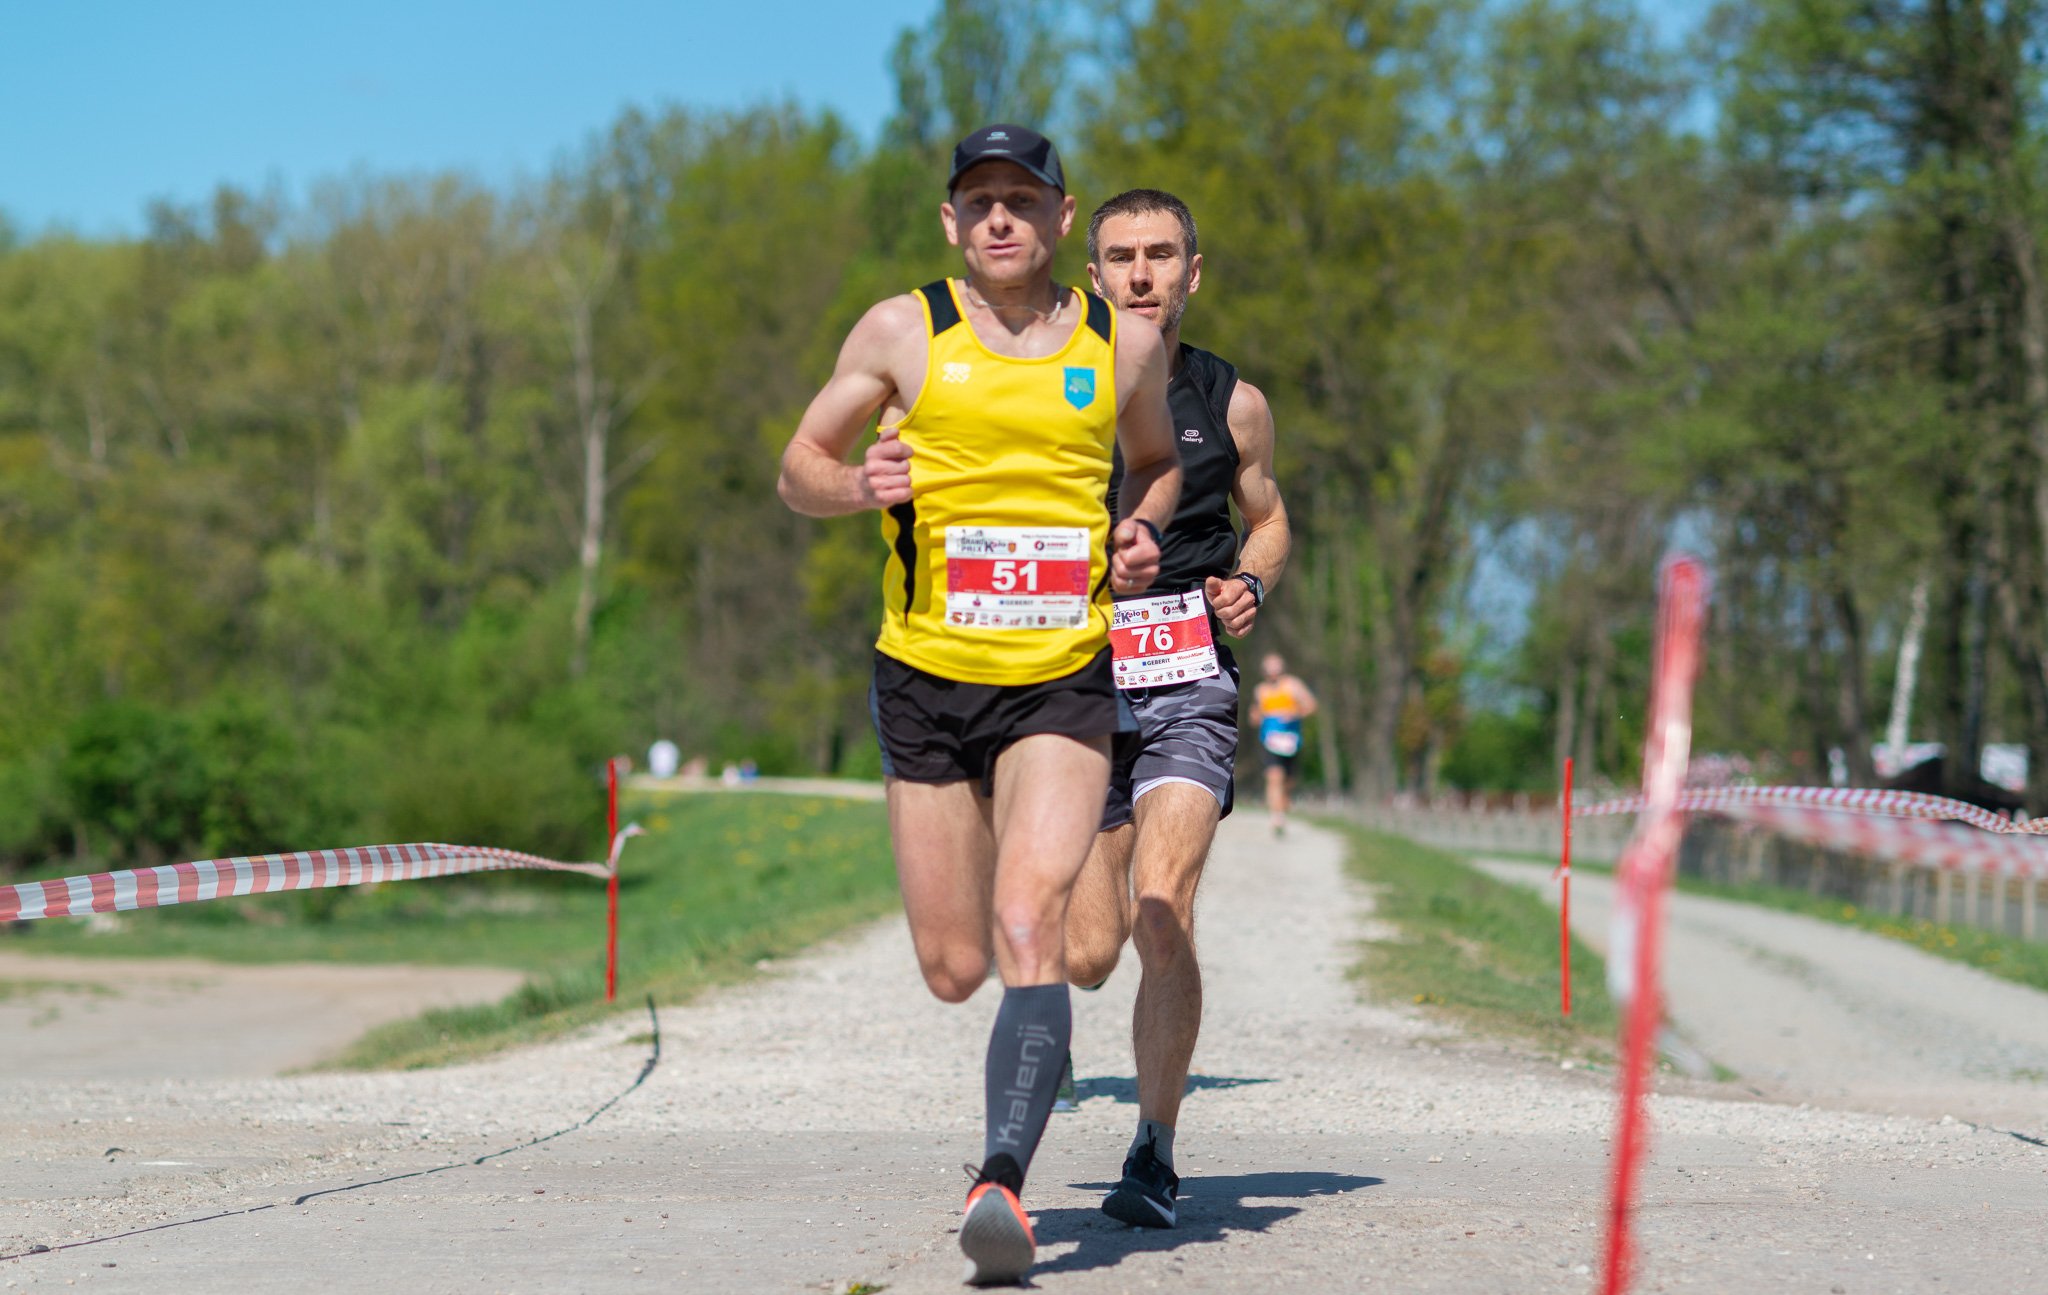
left=919, top=948, right=988, bottom=1003
left=1065, top=925, right=1125, bottom=987
left=1131, top=894, right=1193, bottom=966
left=994, top=899, right=1059, bottom=959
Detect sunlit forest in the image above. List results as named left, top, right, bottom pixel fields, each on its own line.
left=6, top=0, right=2047, bottom=872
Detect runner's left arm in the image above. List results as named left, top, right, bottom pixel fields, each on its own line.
left=1206, top=378, right=1289, bottom=638
left=1110, top=316, right=1182, bottom=591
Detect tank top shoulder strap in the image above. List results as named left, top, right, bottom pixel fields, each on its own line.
left=1082, top=289, right=1113, bottom=344
left=919, top=281, right=1108, bottom=344
left=1181, top=344, right=1239, bottom=429
left=916, top=280, right=962, bottom=336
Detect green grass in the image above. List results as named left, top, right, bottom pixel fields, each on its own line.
left=0, top=976, right=117, bottom=1002
left=1332, top=822, right=1615, bottom=1057
left=1, top=792, right=901, bottom=1068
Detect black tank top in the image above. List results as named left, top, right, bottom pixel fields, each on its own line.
left=1108, top=343, right=1241, bottom=594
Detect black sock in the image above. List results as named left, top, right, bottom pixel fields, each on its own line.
left=982, top=983, right=1072, bottom=1188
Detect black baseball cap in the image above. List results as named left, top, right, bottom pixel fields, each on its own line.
left=947, top=124, right=1065, bottom=193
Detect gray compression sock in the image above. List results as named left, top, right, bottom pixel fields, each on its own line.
left=983, top=984, right=1072, bottom=1183
left=1131, top=1119, right=1176, bottom=1169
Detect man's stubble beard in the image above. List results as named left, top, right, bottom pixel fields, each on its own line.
left=1157, top=294, right=1189, bottom=337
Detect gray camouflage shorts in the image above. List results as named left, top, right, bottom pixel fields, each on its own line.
left=1098, top=645, right=1240, bottom=832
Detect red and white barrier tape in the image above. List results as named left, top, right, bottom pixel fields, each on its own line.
left=1579, top=784, right=2022, bottom=834
left=1726, top=805, right=2048, bottom=880
left=0, top=827, right=643, bottom=923
left=1576, top=785, right=2048, bottom=879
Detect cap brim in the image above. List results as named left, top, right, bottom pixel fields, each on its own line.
left=947, top=158, right=1063, bottom=192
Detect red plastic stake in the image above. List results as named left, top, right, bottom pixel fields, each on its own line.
left=1601, top=555, right=1707, bottom=1295
left=606, top=757, right=620, bottom=1003
left=1560, top=756, right=1574, bottom=1017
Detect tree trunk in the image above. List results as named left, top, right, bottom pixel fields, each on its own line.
left=1360, top=604, right=1407, bottom=799
left=571, top=401, right=608, bottom=680
left=1554, top=658, right=1580, bottom=786
left=1832, top=583, right=1876, bottom=784
left=551, top=201, right=628, bottom=681
left=1576, top=633, right=1610, bottom=779
left=1884, top=576, right=1931, bottom=770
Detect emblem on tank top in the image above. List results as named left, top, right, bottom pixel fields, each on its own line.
left=1180, top=428, right=1202, bottom=443
left=1062, top=367, right=1096, bottom=410
left=942, top=362, right=972, bottom=384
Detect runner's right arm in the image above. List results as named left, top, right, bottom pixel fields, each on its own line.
left=1206, top=379, right=1289, bottom=638
left=777, top=297, right=924, bottom=517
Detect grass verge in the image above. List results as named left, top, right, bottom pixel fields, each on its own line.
left=1332, top=822, right=1615, bottom=1057
left=2, top=791, right=900, bottom=1068
left=0, top=976, right=117, bottom=1002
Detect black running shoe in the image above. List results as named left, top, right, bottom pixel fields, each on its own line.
left=960, top=1154, right=1033, bottom=1286
left=1101, top=1134, right=1179, bottom=1229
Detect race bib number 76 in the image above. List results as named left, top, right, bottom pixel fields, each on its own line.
left=1110, top=590, right=1220, bottom=689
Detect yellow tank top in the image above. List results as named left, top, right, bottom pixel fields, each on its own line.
left=1259, top=681, right=1304, bottom=719
left=876, top=279, right=1119, bottom=685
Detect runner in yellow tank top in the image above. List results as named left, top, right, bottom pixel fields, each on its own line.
left=877, top=276, right=1122, bottom=684
left=776, top=124, right=1181, bottom=1286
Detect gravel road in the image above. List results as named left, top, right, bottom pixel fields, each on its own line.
left=1478, top=859, right=2048, bottom=1133
left=3, top=820, right=2044, bottom=1293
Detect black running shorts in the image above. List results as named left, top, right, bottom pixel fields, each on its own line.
left=1258, top=743, right=1300, bottom=774
left=870, top=648, right=1133, bottom=796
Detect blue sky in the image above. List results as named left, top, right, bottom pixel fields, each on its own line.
left=1, top=0, right=938, bottom=236
left=2, top=0, right=1714, bottom=238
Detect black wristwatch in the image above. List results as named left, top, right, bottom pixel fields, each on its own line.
left=1132, top=517, right=1163, bottom=546
left=1233, top=571, right=1265, bottom=607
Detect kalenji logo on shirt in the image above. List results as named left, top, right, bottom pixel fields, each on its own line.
left=942, top=362, right=972, bottom=384
left=1180, top=428, right=1202, bottom=443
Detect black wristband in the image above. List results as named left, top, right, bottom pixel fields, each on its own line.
left=1234, top=570, right=1266, bottom=607
left=1132, top=517, right=1163, bottom=546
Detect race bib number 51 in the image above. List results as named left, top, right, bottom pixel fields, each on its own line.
left=1110, top=590, right=1220, bottom=689
left=945, top=526, right=1093, bottom=629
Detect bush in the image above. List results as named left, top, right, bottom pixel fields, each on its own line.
left=376, top=715, right=602, bottom=861
left=1440, top=708, right=1552, bottom=792
left=57, top=700, right=208, bottom=862
left=0, top=755, right=64, bottom=869
left=190, top=691, right=364, bottom=858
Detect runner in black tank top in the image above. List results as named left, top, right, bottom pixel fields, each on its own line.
left=1109, top=342, right=1240, bottom=600
left=1060, top=189, right=1296, bottom=1232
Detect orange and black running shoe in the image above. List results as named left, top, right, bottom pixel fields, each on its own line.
left=959, top=1154, right=1033, bottom=1286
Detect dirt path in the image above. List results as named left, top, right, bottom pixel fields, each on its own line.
left=3, top=821, right=2044, bottom=1293
left=0, top=954, right=523, bottom=1081
left=1478, top=859, right=2048, bottom=1133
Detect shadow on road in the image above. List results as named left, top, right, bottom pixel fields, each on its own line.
left=1030, top=1170, right=1383, bottom=1278
left=1070, top=1073, right=1273, bottom=1104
